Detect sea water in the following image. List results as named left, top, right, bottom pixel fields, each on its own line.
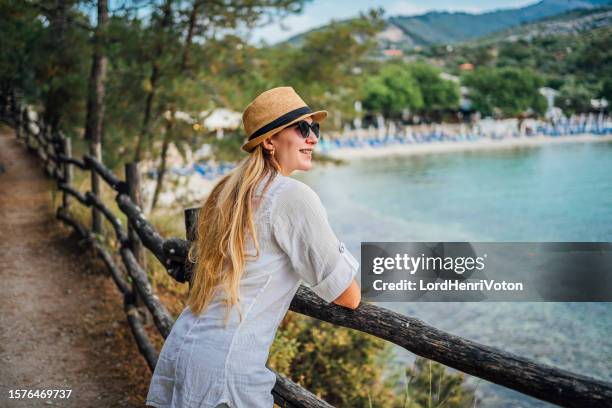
left=296, top=141, right=612, bottom=407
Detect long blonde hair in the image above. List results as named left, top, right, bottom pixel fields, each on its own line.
left=186, top=144, right=280, bottom=327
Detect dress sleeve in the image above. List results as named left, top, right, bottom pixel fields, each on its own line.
left=271, top=180, right=359, bottom=303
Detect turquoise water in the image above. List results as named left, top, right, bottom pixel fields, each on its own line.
left=296, top=141, right=612, bottom=407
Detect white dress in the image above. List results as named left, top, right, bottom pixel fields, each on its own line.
left=146, top=173, right=360, bottom=408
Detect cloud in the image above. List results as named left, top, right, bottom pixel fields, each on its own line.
left=386, top=1, right=430, bottom=16
left=386, top=1, right=484, bottom=16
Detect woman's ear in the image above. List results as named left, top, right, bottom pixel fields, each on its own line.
left=261, top=137, right=274, bottom=153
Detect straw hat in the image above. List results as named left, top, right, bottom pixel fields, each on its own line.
left=241, top=86, right=327, bottom=153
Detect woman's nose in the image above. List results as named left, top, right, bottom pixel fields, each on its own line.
left=306, top=133, right=318, bottom=144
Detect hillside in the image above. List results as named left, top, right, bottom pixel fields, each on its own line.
left=387, top=0, right=610, bottom=47
left=477, top=6, right=612, bottom=43
left=283, top=0, right=611, bottom=49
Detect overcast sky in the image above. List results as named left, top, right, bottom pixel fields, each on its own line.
left=248, top=0, right=536, bottom=45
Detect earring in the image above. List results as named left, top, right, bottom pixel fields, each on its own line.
left=270, top=147, right=275, bottom=156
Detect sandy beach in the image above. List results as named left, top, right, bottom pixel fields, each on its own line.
left=323, top=134, right=612, bottom=161
left=139, top=133, right=612, bottom=211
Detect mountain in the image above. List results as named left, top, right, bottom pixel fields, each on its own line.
left=387, top=0, right=611, bottom=47
left=284, top=0, right=612, bottom=49
left=425, top=7, right=611, bottom=82
left=476, top=6, right=612, bottom=43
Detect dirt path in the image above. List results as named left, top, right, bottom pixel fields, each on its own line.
left=0, top=127, right=152, bottom=407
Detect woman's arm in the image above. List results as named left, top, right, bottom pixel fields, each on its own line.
left=333, top=279, right=361, bottom=309
left=272, top=180, right=361, bottom=306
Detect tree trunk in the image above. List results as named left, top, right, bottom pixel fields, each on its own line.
left=133, top=0, right=173, bottom=162
left=85, top=0, right=109, bottom=234
left=44, top=0, right=69, bottom=132
left=181, top=0, right=202, bottom=72
left=151, top=113, right=174, bottom=211
left=149, top=0, right=202, bottom=209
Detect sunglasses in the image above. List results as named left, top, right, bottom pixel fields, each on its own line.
left=292, top=120, right=320, bottom=139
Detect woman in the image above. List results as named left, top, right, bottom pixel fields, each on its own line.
left=146, top=86, right=361, bottom=408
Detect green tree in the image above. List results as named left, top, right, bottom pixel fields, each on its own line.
left=102, top=13, right=152, bottom=166
left=133, top=0, right=176, bottom=162
left=269, top=312, right=402, bottom=407
left=0, top=1, right=91, bottom=133
left=362, top=63, right=423, bottom=118
left=84, top=0, right=109, bottom=234
left=0, top=1, right=45, bottom=98
left=557, top=79, right=595, bottom=115
left=571, top=27, right=612, bottom=83
left=601, top=78, right=612, bottom=105
left=408, top=62, right=460, bottom=115
left=269, top=312, right=476, bottom=408
left=274, top=9, right=385, bottom=127
left=403, top=357, right=477, bottom=408
left=462, top=67, right=547, bottom=117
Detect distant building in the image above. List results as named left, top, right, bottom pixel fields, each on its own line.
left=539, top=87, right=561, bottom=119
left=382, top=49, right=403, bottom=57
left=459, top=63, right=474, bottom=71
left=591, top=98, right=609, bottom=110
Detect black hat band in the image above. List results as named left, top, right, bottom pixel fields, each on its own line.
left=248, top=106, right=312, bottom=140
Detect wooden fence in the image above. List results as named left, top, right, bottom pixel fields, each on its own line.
left=1, top=90, right=611, bottom=408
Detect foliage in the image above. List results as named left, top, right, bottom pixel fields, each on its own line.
left=0, top=2, right=44, bottom=96
left=462, top=67, right=547, bottom=117
left=5, top=1, right=606, bottom=164
left=273, top=9, right=385, bottom=128
left=210, top=130, right=246, bottom=163
left=269, top=312, right=476, bottom=407
left=428, top=25, right=611, bottom=116
left=0, top=1, right=91, bottom=131
left=361, top=61, right=460, bottom=118
left=557, top=79, right=597, bottom=115
left=403, top=358, right=477, bottom=408
left=362, top=63, right=423, bottom=118
left=601, top=78, right=612, bottom=103
left=407, top=63, right=460, bottom=112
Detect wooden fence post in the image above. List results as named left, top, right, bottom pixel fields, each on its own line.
left=42, top=125, right=51, bottom=176
left=19, top=107, right=25, bottom=140
left=45, top=127, right=54, bottom=177
left=42, top=126, right=49, bottom=168
left=184, top=208, right=199, bottom=288
left=90, top=142, right=102, bottom=234
left=23, top=110, right=32, bottom=150
left=23, top=109, right=28, bottom=143
left=51, top=131, right=62, bottom=180
left=24, top=112, right=34, bottom=152
left=15, top=107, right=22, bottom=140
left=36, top=124, right=43, bottom=161
left=62, top=137, right=73, bottom=209
left=184, top=207, right=199, bottom=242
left=126, top=162, right=149, bottom=323
left=9, top=89, right=17, bottom=125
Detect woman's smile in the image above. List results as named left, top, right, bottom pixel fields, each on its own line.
left=299, top=148, right=313, bottom=157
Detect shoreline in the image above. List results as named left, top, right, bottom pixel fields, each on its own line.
left=143, top=133, right=612, bottom=210
left=322, top=134, right=612, bottom=160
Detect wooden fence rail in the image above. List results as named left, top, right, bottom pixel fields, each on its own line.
left=1, top=91, right=611, bottom=408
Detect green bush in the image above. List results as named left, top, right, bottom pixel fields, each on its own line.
left=269, top=312, right=476, bottom=408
